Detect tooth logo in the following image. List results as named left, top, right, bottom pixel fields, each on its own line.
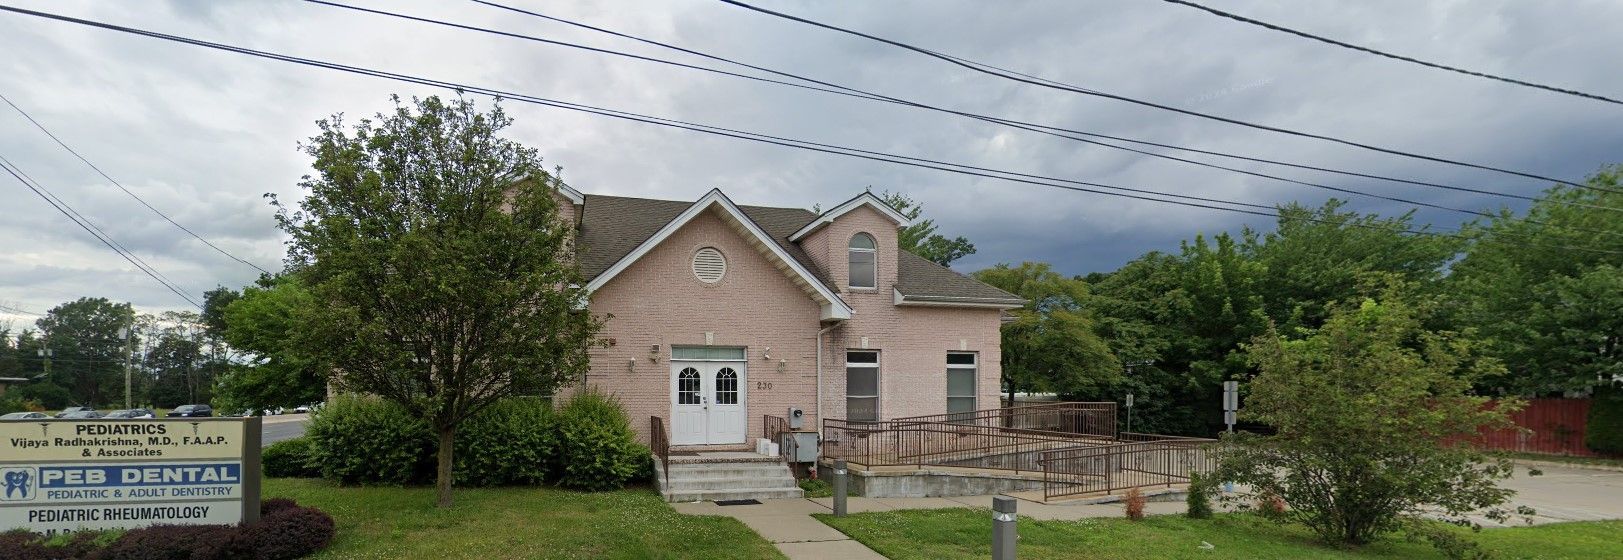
left=1, top=468, right=36, bottom=501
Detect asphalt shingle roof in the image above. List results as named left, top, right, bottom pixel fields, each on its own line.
left=576, top=193, right=1018, bottom=305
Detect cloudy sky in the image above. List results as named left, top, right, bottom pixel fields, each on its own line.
left=2, top=0, right=1621, bottom=325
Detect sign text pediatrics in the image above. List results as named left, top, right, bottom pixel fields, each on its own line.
left=0, top=418, right=260, bottom=534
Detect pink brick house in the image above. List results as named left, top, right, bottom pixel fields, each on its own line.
left=554, top=184, right=1022, bottom=449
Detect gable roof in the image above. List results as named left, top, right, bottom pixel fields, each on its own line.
left=581, top=189, right=853, bottom=320
left=788, top=192, right=911, bottom=242
left=893, top=251, right=1025, bottom=308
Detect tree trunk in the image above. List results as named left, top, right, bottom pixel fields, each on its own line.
left=435, top=424, right=456, bottom=508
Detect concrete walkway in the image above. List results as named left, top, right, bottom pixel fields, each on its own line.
left=671, top=498, right=886, bottom=560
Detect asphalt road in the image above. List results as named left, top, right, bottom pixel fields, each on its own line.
left=260, top=414, right=310, bottom=447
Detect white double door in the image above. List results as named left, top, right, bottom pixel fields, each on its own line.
left=670, top=361, right=746, bottom=445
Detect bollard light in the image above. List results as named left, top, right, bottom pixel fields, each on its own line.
left=833, top=459, right=849, bottom=517
left=992, top=495, right=1017, bottom=560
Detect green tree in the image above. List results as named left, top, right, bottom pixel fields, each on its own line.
left=277, top=95, right=603, bottom=507
left=1218, top=295, right=1527, bottom=548
left=973, top=262, right=1120, bottom=401
left=880, top=191, right=977, bottom=266
left=1448, top=167, right=1623, bottom=394
left=214, top=276, right=327, bottom=412
left=34, top=297, right=135, bottom=407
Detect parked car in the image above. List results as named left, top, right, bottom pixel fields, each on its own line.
left=60, top=410, right=103, bottom=419
left=55, top=406, right=96, bottom=418
left=1, top=411, right=49, bottom=420
left=166, top=404, right=213, bottom=417
left=104, top=408, right=156, bottom=419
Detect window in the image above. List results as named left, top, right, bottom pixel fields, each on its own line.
left=947, top=352, right=977, bottom=418
left=672, top=346, right=746, bottom=361
left=848, top=233, right=876, bottom=289
left=677, top=368, right=701, bottom=404
left=846, top=350, right=879, bottom=421
left=715, top=367, right=739, bottom=405
left=692, top=247, right=726, bottom=283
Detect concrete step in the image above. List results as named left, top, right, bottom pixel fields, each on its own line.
left=665, top=486, right=805, bottom=503
left=667, top=476, right=800, bottom=491
left=667, top=465, right=792, bottom=479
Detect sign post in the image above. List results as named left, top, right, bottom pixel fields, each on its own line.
left=1124, top=393, right=1134, bottom=435
left=0, top=417, right=260, bottom=535
left=1222, top=381, right=1239, bottom=433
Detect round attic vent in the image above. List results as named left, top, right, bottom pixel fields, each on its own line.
left=692, top=247, right=727, bottom=283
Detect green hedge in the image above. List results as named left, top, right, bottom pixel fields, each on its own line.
left=262, top=437, right=321, bottom=478
left=305, top=392, right=646, bottom=490
left=453, top=397, right=557, bottom=487
left=555, top=388, right=650, bottom=491
left=306, top=397, right=436, bottom=485
left=1586, top=385, right=1623, bottom=455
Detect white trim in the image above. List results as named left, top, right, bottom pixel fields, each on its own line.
left=893, top=288, right=1023, bottom=309
left=555, top=181, right=585, bottom=205
left=789, top=192, right=912, bottom=242
left=584, top=188, right=854, bottom=320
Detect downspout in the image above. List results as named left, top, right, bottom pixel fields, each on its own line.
left=816, top=321, right=843, bottom=440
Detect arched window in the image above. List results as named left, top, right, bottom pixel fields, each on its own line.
left=677, top=368, right=701, bottom=404
left=715, top=367, right=739, bottom=405
left=848, top=233, right=877, bottom=289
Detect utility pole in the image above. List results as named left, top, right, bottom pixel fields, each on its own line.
left=119, top=326, right=133, bottom=409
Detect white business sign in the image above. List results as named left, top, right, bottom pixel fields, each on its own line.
left=0, top=418, right=260, bottom=535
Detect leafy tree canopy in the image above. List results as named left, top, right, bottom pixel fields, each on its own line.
left=275, top=95, right=603, bottom=507
left=880, top=191, right=977, bottom=266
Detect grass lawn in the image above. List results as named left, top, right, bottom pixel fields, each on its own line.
left=264, top=478, right=783, bottom=559
left=816, top=508, right=1623, bottom=559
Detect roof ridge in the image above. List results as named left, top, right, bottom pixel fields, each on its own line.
left=584, top=192, right=815, bottom=215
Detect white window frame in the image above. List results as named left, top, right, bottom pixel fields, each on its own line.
left=946, top=352, right=977, bottom=418
left=846, top=350, right=880, bottom=422
left=848, top=233, right=877, bottom=290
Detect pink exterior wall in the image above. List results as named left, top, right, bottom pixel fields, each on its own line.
left=803, top=206, right=1004, bottom=420
left=571, top=200, right=1005, bottom=446
left=579, top=208, right=823, bottom=445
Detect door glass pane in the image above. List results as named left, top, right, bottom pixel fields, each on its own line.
left=677, top=368, right=701, bottom=404
left=947, top=397, right=976, bottom=414
left=847, top=366, right=878, bottom=396
left=846, top=350, right=878, bottom=364
left=947, top=370, right=976, bottom=397
left=715, top=367, right=739, bottom=405
left=847, top=397, right=878, bottom=422
left=947, top=353, right=976, bottom=366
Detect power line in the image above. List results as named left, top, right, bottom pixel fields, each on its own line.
left=1, top=5, right=1615, bottom=257
left=448, top=0, right=1623, bottom=233
left=715, top=0, right=1622, bottom=196
left=0, top=157, right=204, bottom=309
left=481, top=0, right=1622, bottom=214
left=0, top=93, right=275, bottom=275
left=1159, top=0, right=1623, bottom=107
left=343, top=0, right=1611, bottom=215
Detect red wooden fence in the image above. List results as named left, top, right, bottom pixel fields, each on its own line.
left=1472, top=398, right=1598, bottom=457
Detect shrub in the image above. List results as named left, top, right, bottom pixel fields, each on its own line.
left=240, top=505, right=336, bottom=560
left=306, top=396, right=435, bottom=484
left=454, top=397, right=557, bottom=486
left=1123, top=487, right=1146, bottom=520
left=554, top=388, right=645, bottom=491
left=1585, top=384, right=1623, bottom=454
left=1185, top=472, right=1214, bottom=519
left=1218, top=297, right=1525, bottom=548
left=263, top=437, right=321, bottom=478
left=10, top=382, right=71, bottom=410
left=0, top=528, right=109, bottom=560
left=95, top=524, right=241, bottom=560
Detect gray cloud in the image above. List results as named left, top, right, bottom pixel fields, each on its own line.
left=2, top=0, right=1621, bottom=322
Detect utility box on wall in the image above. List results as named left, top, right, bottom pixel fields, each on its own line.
left=788, top=431, right=819, bottom=463
left=787, top=407, right=805, bottom=430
